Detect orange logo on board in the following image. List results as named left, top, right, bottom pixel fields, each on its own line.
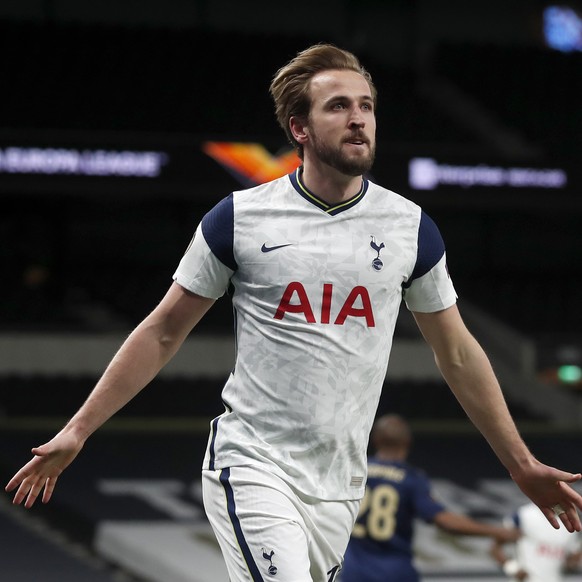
left=202, top=142, right=300, bottom=186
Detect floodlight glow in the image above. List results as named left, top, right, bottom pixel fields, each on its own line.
left=543, top=6, right=582, bottom=52
left=557, top=365, right=582, bottom=383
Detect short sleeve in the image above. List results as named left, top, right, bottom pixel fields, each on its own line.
left=172, top=195, right=236, bottom=298
left=403, top=211, right=457, bottom=312
left=412, top=472, right=446, bottom=523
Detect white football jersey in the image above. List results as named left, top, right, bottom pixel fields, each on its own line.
left=173, top=169, right=457, bottom=500
left=509, top=503, right=581, bottom=582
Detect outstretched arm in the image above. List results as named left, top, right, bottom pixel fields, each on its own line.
left=434, top=511, right=520, bottom=543
left=5, top=282, right=215, bottom=508
left=414, top=305, right=582, bottom=532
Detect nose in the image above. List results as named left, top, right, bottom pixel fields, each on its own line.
left=348, top=106, right=365, bottom=128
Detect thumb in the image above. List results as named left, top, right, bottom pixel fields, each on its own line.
left=31, top=444, right=50, bottom=457
left=544, top=465, right=582, bottom=483
left=551, top=469, right=582, bottom=483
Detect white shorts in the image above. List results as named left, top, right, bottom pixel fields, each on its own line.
left=202, top=465, right=359, bottom=582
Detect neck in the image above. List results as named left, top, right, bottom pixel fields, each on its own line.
left=300, top=160, right=363, bottom=205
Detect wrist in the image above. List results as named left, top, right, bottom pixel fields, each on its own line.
left=61, top=420, right=91, bottom=444
left=507, top=454, right=537, bottom=480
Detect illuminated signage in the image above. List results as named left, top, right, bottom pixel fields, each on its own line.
left=408, top=157, right=567, bottom=191
left=544, top=5, right=582, bottom=52
left=0, top=146, right=168, bottom=177
left=0, top=135, right=577, bottom=203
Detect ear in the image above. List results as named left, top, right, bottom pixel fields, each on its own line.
left=289, top=116, right=309, bottom=145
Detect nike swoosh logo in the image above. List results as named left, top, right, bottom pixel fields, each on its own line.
left=261, top=243, right=293, bottom=253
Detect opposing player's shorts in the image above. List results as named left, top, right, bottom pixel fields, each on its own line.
left=202, top=465, right=359, bottom=582
left=341, top=545, right=420, bottom=582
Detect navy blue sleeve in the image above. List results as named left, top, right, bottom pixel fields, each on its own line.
left=404, top=211, right=446, bottom=288
left=412, top=471, right=446, bottom=523
left=201, top=193, right=237, bottom=271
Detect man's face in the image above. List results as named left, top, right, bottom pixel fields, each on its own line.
left=305, top=69, right=376, bottom=176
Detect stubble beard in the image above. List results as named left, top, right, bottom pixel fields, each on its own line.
left=312, top=134, right=376, bottom=177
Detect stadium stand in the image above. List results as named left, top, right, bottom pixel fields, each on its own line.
left=2, top=6, right=582, bottom=580
left=434, top=41, right=582, bottom=162
left=0, top=496, right=141, bottom=582
left=0, top=19, right=482, bottom=144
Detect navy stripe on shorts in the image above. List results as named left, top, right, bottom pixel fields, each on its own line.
left=219, top=468, right=264, bottom=581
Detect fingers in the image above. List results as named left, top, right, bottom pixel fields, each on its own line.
left=566, top=485, right=582, bottom=512
left=558, top=484, right=582, bottom=531
left=5, top=473, right=21, bottom=493
left=5, top=465, right=34, bottom=494
left=12, top=474, right=57, bottom=508
left=4, top=452, right=55, bottom=508
left=559, top=472, right=582, bottom=484
left=12, top=478, right=36, bottom=508
left=42, top=477, right=57, bottom=504
left=541, top=506, right=561, bottom=530
left=5, top=446, right=47, bottom=493
left=5, top=438, right=73, bottom=508
left=561, top=505, right=582, bottom=532
left=541, top=498, right=582, bottom=533
left=556, top=510, right=578, bottom=533
left=12, top=473, right=41, bottom=508
left=24, top=480, right=43, bottom=509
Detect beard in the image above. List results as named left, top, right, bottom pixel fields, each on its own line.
left=311, top=133, right=376, bottom=176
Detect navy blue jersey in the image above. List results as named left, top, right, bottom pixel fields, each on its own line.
left=341, top=457, right=445, bottom=582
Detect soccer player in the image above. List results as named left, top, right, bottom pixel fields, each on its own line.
left=5, top=43, right=582, bottom=582
left=491, top=502, right=582, bottom=581
left=341, top=414, right=520, bottom=582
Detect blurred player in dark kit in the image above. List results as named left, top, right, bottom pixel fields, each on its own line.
left=341, top=414, right=520, bottom=582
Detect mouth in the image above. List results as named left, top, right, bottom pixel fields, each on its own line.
left=344, top=135, right=369, bottom=147
left=344, top=139, right=369, bottom=152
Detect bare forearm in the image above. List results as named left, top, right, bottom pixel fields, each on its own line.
left=436, top=337, right=533, bottom=473
left=63, top=317, right=184, bottom=441
left=435, top=511, right=505, bottom=537
left=4, top=285, right=214, bottom=510
left=415, top=307, right=582, bottom=532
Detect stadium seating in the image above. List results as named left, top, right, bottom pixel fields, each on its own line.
left=0, top=374, right=548, bottom=423
left=0, top=19, right=476, bottom=144
left=434, top=41, right=582, bottom=161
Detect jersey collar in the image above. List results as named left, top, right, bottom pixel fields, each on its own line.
left=289, top=167, right=369, bottom=216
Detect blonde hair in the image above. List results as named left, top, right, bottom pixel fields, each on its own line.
left=269, top=43, right=377, bottom=158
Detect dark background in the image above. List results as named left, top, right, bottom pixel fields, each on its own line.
left=2, top=0, right=581, bottom=340
left=1, top=1, right=582, bottom=579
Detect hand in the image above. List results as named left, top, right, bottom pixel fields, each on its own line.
left=4, top=430, right=84, bottom=508
left=511, top=459, right=582, bottom=532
